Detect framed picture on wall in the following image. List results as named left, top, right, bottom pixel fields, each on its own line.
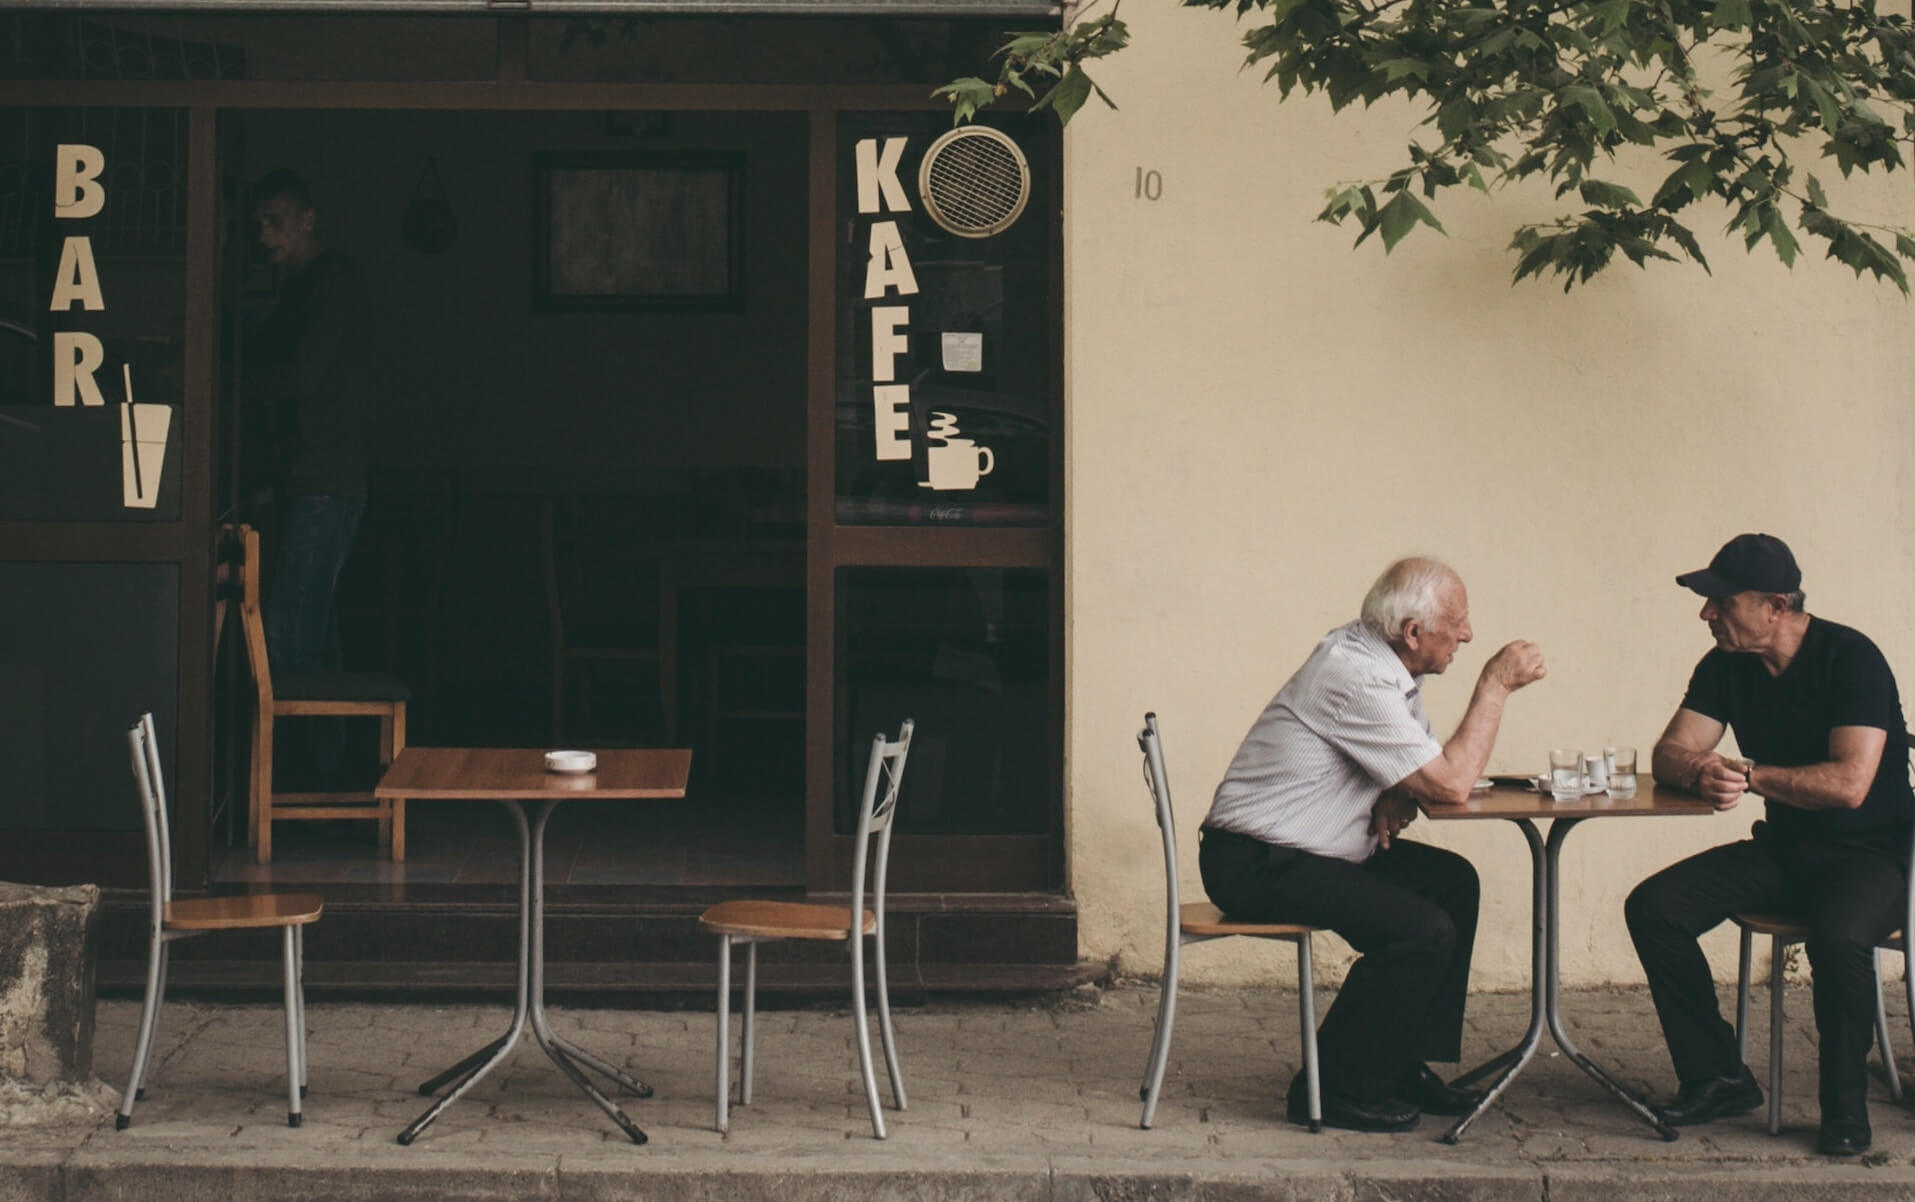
left=533, top=151, right=745, bottom=311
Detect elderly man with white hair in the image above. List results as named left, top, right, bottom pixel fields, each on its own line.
left=1199, top=557, right=1546, bottom=1132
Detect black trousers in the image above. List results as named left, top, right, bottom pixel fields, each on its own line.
left=1198, top=826, right=1480, bottom=1101
left=1624, top=823, right=1907, bottom=1121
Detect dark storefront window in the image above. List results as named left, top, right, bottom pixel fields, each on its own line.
left=0, top=563, right=179, bottom=831
left=834, top=113, right=1053, bottom=527
left=0, top=14, right=495, bottom=82
left=834, top=567, right=1049, bottom=836
left=0, top=107, right=186, bottom=521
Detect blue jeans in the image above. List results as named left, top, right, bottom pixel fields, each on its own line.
left=265, top=493, right=365, bottom=788
left=265, top=492, right=365, bottom=675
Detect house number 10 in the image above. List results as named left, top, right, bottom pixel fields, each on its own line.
left=1134, top=168, right=1163, bottom=201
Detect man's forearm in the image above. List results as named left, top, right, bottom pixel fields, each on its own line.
left=1436, top=680, right=1509, bottom=785
left=1652, top=742, right=1710, bottom=792
left=1748, top=761, right=1870, bottom=811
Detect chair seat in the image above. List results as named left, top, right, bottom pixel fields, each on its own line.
left=275, top=671, right=412, bottom=703
left=164, top=893, right=324, bottom=931
left=699, top=899, right=875, bottom=940
left=1180, top=901, right=1317, bottom=938
left=1736, top=911, right=1906, bottom=947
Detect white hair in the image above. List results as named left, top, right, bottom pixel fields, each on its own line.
left=1360, top=557, right=1458, bottom=642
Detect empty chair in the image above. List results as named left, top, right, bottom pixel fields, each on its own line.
left=231, top=523, right=410, bottom=863
left=698, top=719, right=913, bottom=1138
left=1732, top=731, right=1915, bottom=1134
left=119, top=712, right=323, bottom=1130
left=1136, top=712, right=1323, bottom=1131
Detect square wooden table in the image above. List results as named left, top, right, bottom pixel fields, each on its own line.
left=374, top=747, right=691, bottom=1146
left=1417, top=781, right=1716, bottom=1143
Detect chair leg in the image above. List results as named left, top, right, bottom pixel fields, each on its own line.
left=873, top=922, right=906, bottom=1112
left=1138, top=934, right=1179, bottom=1129
left=294, top=925, right=309, bottom=1099
left=117, top=935, right=166, bottom=1129
left=1298, top=935, right=1322, bottom=1133
left=254, top=713, right=274, bottom=865
left=1768, top=935, right=1785, bottom=1136
left=1872, top=948, right=1902, bottom=1102
left=281, top=926, right=302, bottom=1128
left=386, top=706, right=407, bottom=863
left=715, top=935, right=731, bottom=1134
left=390, top=800, right=406, bottom=864
left=1735, top=925, right=1753, bottom=1067
left=740, top=941, right=757, bottom=1106
left=850, top=934, right=886, bottom=1139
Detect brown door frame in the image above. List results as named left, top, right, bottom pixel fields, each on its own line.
left=10, top=25, right=1066, bottom=898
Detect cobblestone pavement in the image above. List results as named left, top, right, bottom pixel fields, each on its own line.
left=8, top=983, right=1915, bottom=1200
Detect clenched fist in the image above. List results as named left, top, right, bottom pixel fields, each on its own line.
left=1480, top=640, right=1547, bottom=692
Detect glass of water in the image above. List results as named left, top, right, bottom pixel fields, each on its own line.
left=1549, top=748, right=1584, bottom=801
left=1605, top=745, right=1638, bottom=798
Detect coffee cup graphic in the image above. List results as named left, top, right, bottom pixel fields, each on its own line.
left=922, top=438, right=994, bottom=491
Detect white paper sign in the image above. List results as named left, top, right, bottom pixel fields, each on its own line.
left=940, top=332, right=983, bottom=373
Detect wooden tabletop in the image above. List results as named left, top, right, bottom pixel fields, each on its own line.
left=374, top=747, right=692, bottom=800
left=1418, top=781, right=1718, bottom=822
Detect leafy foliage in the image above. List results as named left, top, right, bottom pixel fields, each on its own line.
left=943, top=0, right=1915, bottom=292
left=932, top=3, right=1131, bottom=127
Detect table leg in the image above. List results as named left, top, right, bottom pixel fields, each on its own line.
left=399, top=802, right=534, bottom=1145
left=1442, top=818, right=1548, bottom=1144
left=524, top=800, right=650, bottom=1146
left=1541, top=818, right=1678, bottom=1142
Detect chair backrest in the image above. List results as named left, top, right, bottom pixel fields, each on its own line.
left=850, top=719, right=914, bottom=928
left=1138, top=712, right=1183, bottom=950
left=127, top=713, right=173, bottom=923
left=229, top=523, right=275, bottom=707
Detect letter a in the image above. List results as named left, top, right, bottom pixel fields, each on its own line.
left=863, top=221, right=919, bottom=300
left=54, top=144, right=106, bottom=220
left=53, top=332, right=107, bottom=406
left=854, top=138, right=910, bottom=215
left=50, top=237, right=105, bottom=311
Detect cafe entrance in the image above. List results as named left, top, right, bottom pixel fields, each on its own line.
left=0, top=9, right=1077, bottom=995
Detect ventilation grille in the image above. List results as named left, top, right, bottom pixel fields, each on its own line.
left=917, top=126, right=1030, bottom=239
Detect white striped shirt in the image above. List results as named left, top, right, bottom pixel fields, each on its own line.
left=1204, top=621, right=1445, bottom=863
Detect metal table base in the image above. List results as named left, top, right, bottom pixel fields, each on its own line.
left=1441, top=816, right=1678, bottom=1144
left=399, top=800, right=652, bottom=1146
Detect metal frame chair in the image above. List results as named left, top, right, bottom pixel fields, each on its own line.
left=118, top=712, right=323, bottom=1130
left=1731, top=730, right=1915, bottom=1133
left=698, top=719, right=913, bottom=1138
left=1136, top=712, right=1322, bottom=1131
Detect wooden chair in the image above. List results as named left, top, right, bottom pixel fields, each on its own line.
left=118, top=713, right=323, bottom=1130
left=229, top=523, right=410, bottom=863
left=1135, top=712, right=1323, bottom=1131
left=699, top=719, right=914, bottom=1138
left=541, top=497, right=674, bottom=746
left=1731, top=730, right=1915, bottom=1133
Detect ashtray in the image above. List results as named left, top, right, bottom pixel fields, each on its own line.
left=544, top=750, right=597, bottom=774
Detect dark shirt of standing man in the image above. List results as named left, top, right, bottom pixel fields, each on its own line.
left=250, top=169, right=371, bottom=679
left=1626, top=533, right=1913, bottom=1159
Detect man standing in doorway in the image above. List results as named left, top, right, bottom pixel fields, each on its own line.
left=250, top=170, right=371, bottom=780
left=1199, top=557, right=1547, bottom=1131
left=1626, top=533, right=1913, bottom=1157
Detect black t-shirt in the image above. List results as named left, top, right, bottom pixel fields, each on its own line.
left=1681, top=615, right=1914, bottom=844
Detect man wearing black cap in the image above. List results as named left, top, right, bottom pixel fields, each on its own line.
left=1625, top=533, right=1913, bottom=1157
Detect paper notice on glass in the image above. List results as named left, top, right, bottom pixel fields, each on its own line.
left=940, top=332, right=983, bottom=373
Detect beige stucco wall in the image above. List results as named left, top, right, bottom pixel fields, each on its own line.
left=1062, top=0, right=1915, bottom=990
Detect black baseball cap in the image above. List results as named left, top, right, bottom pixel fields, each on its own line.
left=1675, top=533, right=1801, bottom=598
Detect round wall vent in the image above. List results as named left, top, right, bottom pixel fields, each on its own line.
left=917, top=126, right=1031, bottom=239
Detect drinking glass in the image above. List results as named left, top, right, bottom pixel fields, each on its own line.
left=1605, top=745, right=1638, bottom=798
left=1549, top=748, right=1584, bottom=801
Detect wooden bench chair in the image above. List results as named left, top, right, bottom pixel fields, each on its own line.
left=228, top=522, right=410, bottom=863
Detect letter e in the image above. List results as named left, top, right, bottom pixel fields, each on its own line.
left=54, top=332, right=107, bottom=406
left=54, top=144, right=106, bottom=220
left=873, top=385, right=910, bottom=461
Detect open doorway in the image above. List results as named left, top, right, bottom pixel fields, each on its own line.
left=214, top=107, right=808, bottom=890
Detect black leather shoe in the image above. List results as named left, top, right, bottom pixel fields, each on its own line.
left=1817, top=1117, right=1871, bottom=1157
left=1651, top=1067, right=1763, bottom=1127
left=1394, top=1062, right=1483, bottom=1117
left=1286, top=1072, right=1420, bottom=1133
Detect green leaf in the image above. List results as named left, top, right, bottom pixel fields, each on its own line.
left=1376, top=191, right=1446, bottom=252
left=1710, top=0, right=1752, bottom=30
left=1044, top=65, right=1096, bottom=126
left=1579, top=179, right=1643, bottom=208
left=1807, top=174, right=1830, bottom=209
